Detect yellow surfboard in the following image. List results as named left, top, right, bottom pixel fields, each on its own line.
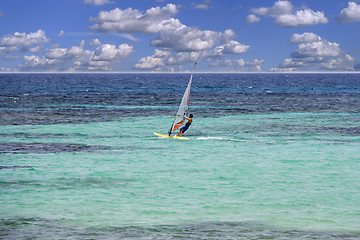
left=153, top=132, right=190, bottom=140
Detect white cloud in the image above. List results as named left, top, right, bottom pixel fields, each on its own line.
left=321, top=54, right=355, bottom=71
left=21, top=55, right=61, bottom=68
left=278, top=58, right=308, bottom=68
left=193, top=4, right=209, bottom=10
left=134, top=46, right=259, bottom=71
left=80, top=60, right=113, bottom=71
left=91, top=4, right=239, bottom=53
left=192, top=0, right=212, bottom=10
left=134, top=39, right=251, bottom=70
left=20, top=40, right=134, bottom=71
left=27, top=46, right=42, bottom=53
left=192, top=2, right=209, bottom=10
left=270, top=67, right=296, bottom=72
left=90, top=4, right=246, bottom=54
left=90, top=38, right=102, bottom=46
left=0, top=30, right=49, bottom=47
left=291, top=41, right=340, bottom=58
left=246, top=59, right=265, bottom=66
left=338, top=2, right=360, bottom=23
left=45, top=41, right=90, bottom=60
left=246, top=14, right=260, bottom=24
left=289, top=32, right=321, bottom=44
left=0, top=30, right=50, bottom=55
left=251, top=0, right=293, bottom=17
left=150, top=27, right=236, bottom=52
left=276, top=32, right=355, bottom=71
left=275, top=9, right=328, bottom=27
left=0, top=46, right=17, bottom=54
left=90, top=4, right=180, bottom=34
left=210, top=58, right=264, bottom=71
left=249, top=0, right=328, bottom=27
left=84, top=0, right=113, bottom=5
left=92, top=43, right=134, bottom=61
left=90, top=4, right=250, bottom=71
left=58, top=30, right=64, bottom=37
left=78, top=42, right=134, bottom=71
left=209, top=59, right=233, bottom=66
left=134, top=56, right=165, bottom=69
left=134, top=49, right=181, bottom=69
left=222, top=40, right=250, bottom=54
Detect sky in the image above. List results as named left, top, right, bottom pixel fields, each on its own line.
left=0, top=0, right=359, bottom=72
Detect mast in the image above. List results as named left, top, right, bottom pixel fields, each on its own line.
left=168, top=62, right=197, bottom=135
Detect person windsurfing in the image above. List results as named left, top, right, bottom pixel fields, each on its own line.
left=176, top=114, right=193, bottom=137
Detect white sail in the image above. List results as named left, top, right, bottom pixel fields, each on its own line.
left=168, top=62, right=197, bottom=135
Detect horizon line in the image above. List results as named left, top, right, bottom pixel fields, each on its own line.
left=1, top=71, right=360, bottom=74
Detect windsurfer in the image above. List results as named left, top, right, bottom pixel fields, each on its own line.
left=176, top=114, right=193, bottom=137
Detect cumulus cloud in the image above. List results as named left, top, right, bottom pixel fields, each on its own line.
left=251, top=0, right=293, bottom=17
left=338, top=2, right=360, bottom=23
left=0, top=30, right=50, bottom=54
left=92, top=43, right=134, bottom=61
left=0, top=46, right=17, bottom=55
left=289, top=32, right=321, bottom=44
left=90, top=4, right=238, bottom=53
left=191, top=0, right=212, bottom=10
left=249, top=0, right=328, bottom=27
left=275, top=9, right=328, bottom=27
left=150, top=28, right=236, bottom=52
left=270, top=67, right=296, bottom=72
left=321, top=53, right=355, bottom=70
left=274, top=32, right=355, bottom=71
left=58, top=30, right=64, bottom=37
left=0, top=30, right=49, bottom=47
left=91, top=4, right=250, bottom=71
left=21, top=55, right=61, bottom=69
left=139, top=33, right=250, bottom=69
left=84, top=0, right=113, bottom=5
left=20, top=40, right=134, bottom=71
left=222, top=40, right=250, bottom=54
left=90, top=4, right=181, bottom=34
left=291, top=41, right=340, bottom=59
left=90, top=38, right=102, bottom=46
left=45, top=40, right=89, bottom=61
left=210, top=58, right=264, bottom=71
left=134, top=49, right=169, bottom=69
left=193, top=4, right=209, bottom=10
left=134, top=49, right=195, bottom=69
left=246, top=14, right=260, bottom=24
left=135, top=46, right=257, bottom=71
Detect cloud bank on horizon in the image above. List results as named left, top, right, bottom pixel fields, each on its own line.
left=0, top=0, right=359, bottom=72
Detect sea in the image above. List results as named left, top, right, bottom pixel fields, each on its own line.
left=0, top=73, right=359, bottom=239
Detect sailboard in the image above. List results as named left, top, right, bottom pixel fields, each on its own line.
left=154, top=62, right=197, bottom=139
left=153, top=132, right=190, bottom=140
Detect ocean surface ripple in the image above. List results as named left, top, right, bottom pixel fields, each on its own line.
left=1, top=73, right=359, bottom=239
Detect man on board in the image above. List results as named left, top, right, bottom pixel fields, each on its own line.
left=176, top=114, right=193, bottom=137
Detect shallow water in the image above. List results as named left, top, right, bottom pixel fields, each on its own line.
left=1, top=73, right=360, bottom=239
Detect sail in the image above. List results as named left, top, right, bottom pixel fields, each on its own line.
left=168, top=62, right=197, bottom=135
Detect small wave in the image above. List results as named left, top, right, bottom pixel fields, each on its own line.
left=196, top=136, right=227, bottom=140
left=196, top=136, right=246, bottom=142
left=0, top=166, right=33, bottom=170
left=196, top=136, right=272, bottom=143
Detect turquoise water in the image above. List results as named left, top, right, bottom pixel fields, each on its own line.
left=1, top=113, right=360, bottom=238
left=1, top=73, right=360, bottom=239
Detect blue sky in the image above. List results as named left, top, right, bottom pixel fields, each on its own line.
left=0, top=0, right=359, bottom=72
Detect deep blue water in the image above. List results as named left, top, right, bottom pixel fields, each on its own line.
left=1, top=73, right=359, bottom=125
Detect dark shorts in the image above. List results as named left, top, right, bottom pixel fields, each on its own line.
left=180, top=125, right=189, bottom=133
